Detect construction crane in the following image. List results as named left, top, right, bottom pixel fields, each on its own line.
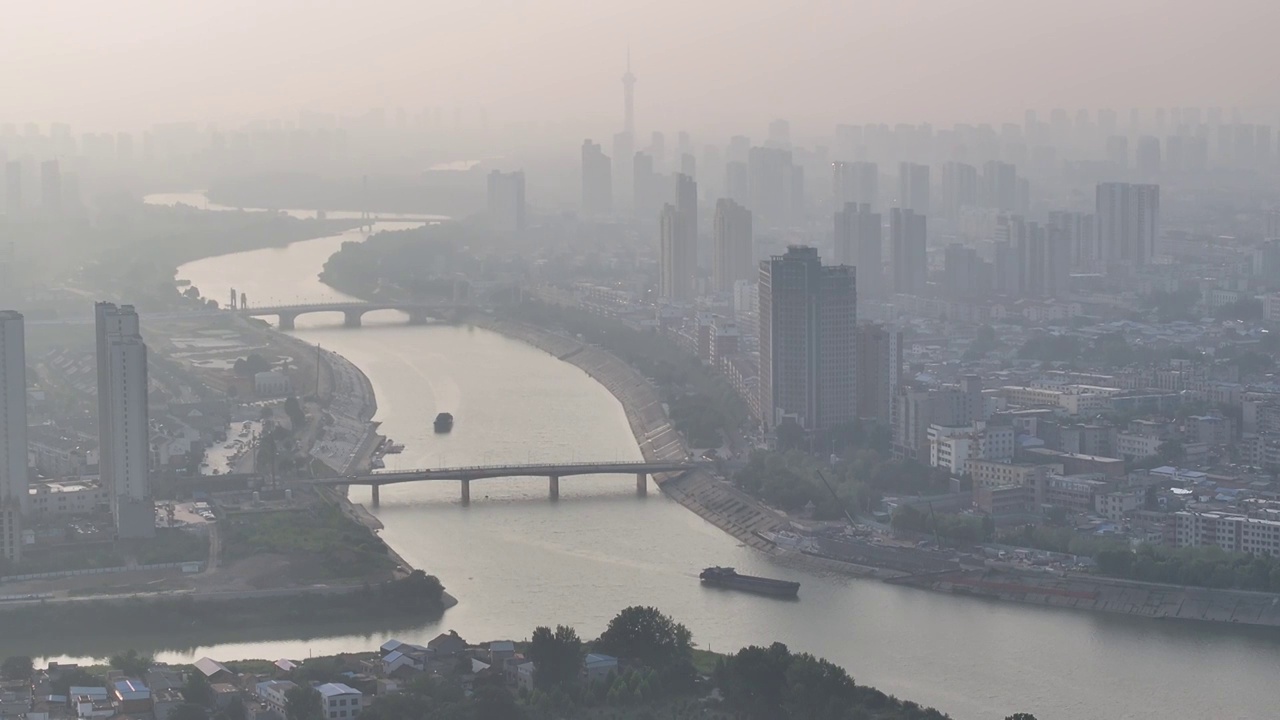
left=816, top=470, right=856, bottom=526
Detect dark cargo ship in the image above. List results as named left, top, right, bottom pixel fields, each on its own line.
left=434, top=412, right=454, bottom=433
left=699, top=566, right=800, bottom=598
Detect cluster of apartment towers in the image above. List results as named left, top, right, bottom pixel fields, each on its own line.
left=0, top=303, right=153, bottom=564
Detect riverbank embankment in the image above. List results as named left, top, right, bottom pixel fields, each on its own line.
left=473, top=315, right=1280, bottom=627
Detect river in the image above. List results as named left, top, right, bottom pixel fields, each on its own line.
left=39, top=192, right=1280, bottom=720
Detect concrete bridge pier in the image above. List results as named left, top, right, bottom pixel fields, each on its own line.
left=278, top=313, right=298, bottom=330
left=343, top=310, right=363, bottom=328
left=549, top=475, right=560, bottom=501
left=460, top=478, right=471, bottom=506
left=636, top=473, right=648, bottom=496
left=370, top=484, right=380, bottom=507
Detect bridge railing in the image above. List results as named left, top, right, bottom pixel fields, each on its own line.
left=331, top=460, right=699, bottom=479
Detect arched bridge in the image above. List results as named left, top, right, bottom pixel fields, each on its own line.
left=236, top=302, right=465, bottom=329
left=309, top=460, right=704, bottom=505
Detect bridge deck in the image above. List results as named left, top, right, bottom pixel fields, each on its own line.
left=312, top=460, right=699, bottom=485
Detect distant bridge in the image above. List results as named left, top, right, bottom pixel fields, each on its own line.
left=235, top=302, right=466, bottom=329
left=309, top=460, right=703, bottom=505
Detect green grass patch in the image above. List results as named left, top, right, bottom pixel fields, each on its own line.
left=222, top=504, right=394, bottom=581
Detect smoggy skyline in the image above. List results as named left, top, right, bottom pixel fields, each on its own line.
left=3, top=0, right=1277, bottom=133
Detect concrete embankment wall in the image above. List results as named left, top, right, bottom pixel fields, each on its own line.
left=477, top=318, right=786, bottom=552
left=890, top=568, right=1280, bottom=627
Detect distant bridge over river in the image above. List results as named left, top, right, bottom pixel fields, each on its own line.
left=236, top=302, right=467, bottom=329
left=307, top=460, right=703, bottom=505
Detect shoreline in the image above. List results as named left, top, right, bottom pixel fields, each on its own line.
left=467, top=314, right=1280, bottom=628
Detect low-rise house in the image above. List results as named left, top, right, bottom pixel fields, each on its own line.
left=152, top=688, right=186, bottom=720
left=515, top=662, right=536, bottom=693
left=193, top=658, right=234, bottom=685
left=427, top=631, right=467, bottom=658
left=210, top=683, right=240, bottom=709
left=582, top=654, right=618, bottom=686
left=487, top=641, right=515, bottom=668
left=111, top=680, right=151, bottom=715
left=255, top=680, right=298, bottom=716
left=316, top=683, right=362, bottom=720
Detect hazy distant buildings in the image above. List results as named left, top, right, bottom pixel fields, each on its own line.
left=1136, top=136, right=1162, bottom=176
left=897, top=162, right=930, bottom=214
left=713, top=199, right=753, bottom=293
left=581, top=140, right=612, bottom=215
left=1, top=311, right=27, bottom=563
left=980, top=161, right=1017, bottom=212
left=486, top=170, right=526, bottom=234
left=941, top=162, right=978, bottom=219
left=40, top=159, right=60, bottom=215
left=856, top=322, right=902, bottom=427
left=890, top=208, right=927, bottom=295
left=943, top=244, right=991, bottom=299
left=724, top=161, right=749, bottom=207
left=659, top=174, right=698, bottom=301
left=96, top=303, right=154, bottom=540
left=1267, top=208, right=1280, bottom=241
left=833, top=161, right=879, bottom=210
left=834, top=202, right=882, bottom=300
left=3, top=161, right=20, bottom=214
left=633, top=152, right=656, bottom=219
left=758, top=246, right=857, bottom=432
left=1049, top=210, right=1098, bottom=272
left=1097, top=182, right=1160, bottom=269
left=748, top=147, right=802, bottom=227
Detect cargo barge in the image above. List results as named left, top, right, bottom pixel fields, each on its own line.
left=699, top=566, right=800, bottom=598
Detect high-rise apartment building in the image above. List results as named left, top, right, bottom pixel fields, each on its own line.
left=897, top=162, right=930, bottom=214
left=833, top=161, right=879, bottom=210
left=940, top=162, right=977, bottom=219
left=633, top=151, right=656, bottom=219
left=1097, top=182, right=1160, bottom=268
left=856, top=323, right=902, bottom=426
left=1049, top=211, right=1099, bottom=272
left=0, top=311, right=27, bottom=563
left=659, top=178, right=697, bottom=303
left=40, top=159, right=61, bottom=215
left=890, top=208, right=927, bottom=295
left=96, top=303, right=154, bottom=539
left=580, top=140, right=612, bottom=215
left=485, top=170, right=526, bottom=234
left=834, top=202, right=883, bottom=300
left=724, top=161, right=749, bottom=207
left=712, top=199, right=753, bottom=293
left=758, top=247, right=857, bottom=431
left=1136, top=136, right=1162, bottom=176
left=748, top=147, right=802, bottom=227
left=3, top=161, right=20, bottom=214
left=980, top=161, right=1017, bottom=212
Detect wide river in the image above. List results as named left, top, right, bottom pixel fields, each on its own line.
left=43, top=193, right=1280, bottom=719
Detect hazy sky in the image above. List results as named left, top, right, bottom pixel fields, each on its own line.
left=3, top=0, right=1275, bottom=134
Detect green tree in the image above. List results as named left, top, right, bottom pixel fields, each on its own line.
left=284, top=395, right=306, bottom=428
left=0, top=656, right=32, bottom=680
left=109, top=648, right=153, bottom=677
left=284, top=686, right=323, bottom=720
left=52, top=668, right=101, bottom=696
left=183, top=670, right=214, bottom=706
left=167, top=704, right=210, bottom=720
left=597, top=606, right=693, bottom=670
left=528, top=624, right=584, bottom=691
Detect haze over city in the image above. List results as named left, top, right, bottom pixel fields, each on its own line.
left=5, top=0, right=1275, bottom=132
left=3, top=3, right=1280, bottom=719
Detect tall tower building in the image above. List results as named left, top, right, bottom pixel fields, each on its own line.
left=581, top=140, right=613, bottom=215
left=633, top=152, right=655, bottom=219
left=486, top=170, right=526, bottom=234
left=622, top=50, right=636, bottom=140
left=659, top=204, right=693, bottom=302
left=856, top=322, right=903, bottom=427
left=40, top=159, right=61, bottom=215
left=1096, top=183, right=1160, bottom=268
left=834, top=203, right=882, bottom=300
left=833, top=161, right=879, bottom=210
left=748, top=147, right=800, bottom=227
left=758, top=247, right=857, bottom=431
left=1049, top=211, right=1098, bottom=272
left=890, top=208, right=927, bottom=295
left=0, top=311, right=27, bottom=563
left=713, top=199, right=753, bottom=293
left=940, top=162, right=978, bottom=219
left=980, top=161, right=1017, bottom=211
left=897, top=162, right=930, bottom=214
left=4, top=160, right=20, bottom=215
left=96, top=303, right=154, bottom=539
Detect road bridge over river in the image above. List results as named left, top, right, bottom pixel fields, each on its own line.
left=236, top=302, right=467, bottom=329
left=308, top=460, right=703, bottom=505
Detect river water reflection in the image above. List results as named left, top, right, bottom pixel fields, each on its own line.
left=30, top=194, right=1280, bottom=720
